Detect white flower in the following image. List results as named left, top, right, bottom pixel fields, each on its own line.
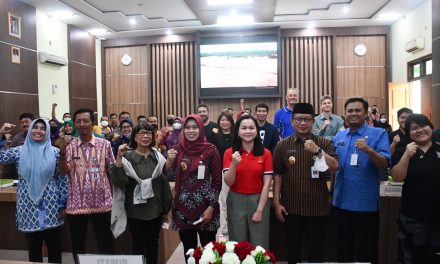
left=204, top=242, right=214, bottom=251
left=199, top=249, right=216, bottom=264
left=225, top=241, right=238, bottom=253
left=250, top=245, right=265, bottom=257
left=242, top=255, right=257, bottom=264
left=222, top=252, right=240, bottom=264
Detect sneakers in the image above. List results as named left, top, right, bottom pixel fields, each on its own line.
left=222, top=226, right=228, bottom=235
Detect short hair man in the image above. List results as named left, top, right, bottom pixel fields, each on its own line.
left=119, top=111, right=130, bottom=122
left=273, top=103, right=338, bottom=263
left=255, top=103, right=279, bottom=153
left=59, top=108, right=115, bottom=264
left=137, top=115, right=147, bottom=124
left=11, top=112, right=34, bottom=147
left=109, top=113, right=119, bottom=129
left=312, top=95, right=345, bottom=142
left=389, top=107, right=413, bottom=156
left=332, top=97, right=391, bottom=263
left=147, top=115, right=161, bottom=148
left=197, top=104, right=217, bottom=144
left=274, top=88, right=299, bottom=138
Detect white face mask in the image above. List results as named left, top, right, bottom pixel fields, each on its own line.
left=63, top=117, right=71, bottom=122
left=380, top=118, right=387, bottom=123
left=173, top=123, right=182, bottom=130
left=101, top=120, right=109, bottom=127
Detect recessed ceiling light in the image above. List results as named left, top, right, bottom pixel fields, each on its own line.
left=208, top=0, right=252, bottom=6
left=342, top=6, right=350, bottom=13
left=307, top=21, right=315, bottom=29
left=166, top=30, right=172, bottom=35
left=129, top=18, right=136, bottom=25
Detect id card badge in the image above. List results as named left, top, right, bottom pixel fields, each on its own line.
left=90, top=167, right=99, bottom=173
left=197, top=163, right=205, bottom=179
left=311, top=166, right=319, bottom=179
left=350, top=153, right=358, bottom=166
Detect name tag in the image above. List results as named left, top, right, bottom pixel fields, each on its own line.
left=90, top=167, right=99, bottom=173
left=350, top=153, right=358, bottom=166
left=197, top=164, right=205, bottom=179
left=311, top=166, right=319, bottom=179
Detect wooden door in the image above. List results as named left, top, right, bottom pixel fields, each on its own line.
left=388, top=82, right=409, bottom=130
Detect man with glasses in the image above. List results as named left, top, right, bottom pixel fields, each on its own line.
left=332, top=97, right=390, bottom=264
left=273, top=103, right=338, bottom=264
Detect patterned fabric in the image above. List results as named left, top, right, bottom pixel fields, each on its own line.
left=0, top=143, right=67, bottom=232
left=65, top=136, right=115, bottom=214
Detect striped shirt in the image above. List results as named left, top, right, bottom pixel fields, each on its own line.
left=273, top=134, right=337, bottom=216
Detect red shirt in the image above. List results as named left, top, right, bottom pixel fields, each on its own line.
left=223, top=148, right=273, bottom=194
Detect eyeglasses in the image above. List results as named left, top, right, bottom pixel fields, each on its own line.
left=293, top=117, right=313, bottom=124
left=137, top=131, right=153, bottom=137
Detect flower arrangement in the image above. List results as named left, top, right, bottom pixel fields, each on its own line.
left=190, top=241, right=276, bottom=264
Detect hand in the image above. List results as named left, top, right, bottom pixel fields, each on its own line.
left=404, top=142, right=418, bottom=158
left=201, top=206, right=213, bottom=224
left=231, top=151, right=241, bottom=165
left=304, top=139, right=319, bottom=154
left=52, top=103, right=57, bottom=108
left=355, top=138, right=371, bottom=153
left=167, top=149, right=177, bottom=162
left=251, top=210, right=263, bottom=223
left=60, top=135, right=72, bottom=152
left=0, top=123, right=16, bottom=136
left=112, top=133, right=120, bottom=141
left=212, top=128, right=218, bottom=134
left=117, top=144, right=128, bottom=158
left=393, top=134, right=401, bottom=144
left=274, top=204, right=288, bottom=223
left=322, top=120, right=330, bottom=129
left=240, top=99, right=244, bottom=103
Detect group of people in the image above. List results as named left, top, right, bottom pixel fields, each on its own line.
left=0, top=88, right=439, bottom=264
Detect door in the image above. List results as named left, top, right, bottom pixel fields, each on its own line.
left=388, top=82, right=410, bottom=131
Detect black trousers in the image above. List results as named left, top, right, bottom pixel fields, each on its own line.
left=284, top=214, right=327, bottom=264
left=127, top=216, right=163, bottom=264
left=178, top=230, right=216, bottom=263
left=335, top=207, right=379, bottom=264
left=67, top=212, right=115, bottom=264
left=25, top=226, right=62, bottom=263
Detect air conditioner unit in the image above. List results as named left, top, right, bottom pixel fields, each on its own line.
left=38, top=52, right=68, bottom=66
left=405, top=37, right=425, bottom=53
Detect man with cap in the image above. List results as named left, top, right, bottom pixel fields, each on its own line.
left=272, top=103, right=339, bottom=264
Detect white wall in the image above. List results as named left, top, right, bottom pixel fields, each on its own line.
left=390, top=0, right=432, bottom=82
left=36, top=10, right=70, bottom=120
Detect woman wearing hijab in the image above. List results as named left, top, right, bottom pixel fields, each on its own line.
left=112, top=119, right=134, bottom=157
left=160, top=117, right=183, bottom=158
left=165, top=114, right=222, bottom=261
left=0, top=119, right=67, bottom=263
left=110, top=123, right=172, bottom=264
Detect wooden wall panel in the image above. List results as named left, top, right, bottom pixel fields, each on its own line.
left=68, top=25, right=97, bottom=113
left=281, top=36, right=333, bottom=113
left=431, top=0, right=440, bottom=127
left=105, top=45, right=149, bottom=119
left=151, top=42, right=196, bottom=126
left=335, top=36, right=386, bottom=116
left=0, top=0, right=37, bottom=127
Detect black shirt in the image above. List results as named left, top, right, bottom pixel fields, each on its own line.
left=392, top=142, right=440, bottom=224
left=257, top=122, right=280, bottom=153
left=389, top=129, right=411, bottom=160
left=204, top=121, right=217, bottom=145
left=213, top=132, right=234, bottom=162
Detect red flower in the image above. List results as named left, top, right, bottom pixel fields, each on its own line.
left=234, top=241, right=254, bottom=260
left=193, top=246, right=202, bottom=263
left=212, top=241, right=226, bottom=256
left=264, top=250, right=276, bottom=263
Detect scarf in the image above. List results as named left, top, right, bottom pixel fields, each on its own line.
left=18, top=119, right=56, bottom=204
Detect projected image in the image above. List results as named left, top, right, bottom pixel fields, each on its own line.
left=200, top=42, right=277, bottom=89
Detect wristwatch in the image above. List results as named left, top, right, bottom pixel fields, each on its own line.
left=315, top=148, right=323, bottom=155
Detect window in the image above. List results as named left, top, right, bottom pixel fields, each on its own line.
left=426, top=60, right=432, bottom=75
left=408, top=55, right=432, bottom=81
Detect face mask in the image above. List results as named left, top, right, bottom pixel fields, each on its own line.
left=380, top=118, right=387, bottom=123
left=64, top=117, right=71, bottom=122
left=101, top=121, right=109, bottom=127
left=50, top=126, right=57, bottom=133
left=173, top=123, right=182, bottom=130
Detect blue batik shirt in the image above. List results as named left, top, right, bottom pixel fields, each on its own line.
left=332, top=124, right=391, bottom=212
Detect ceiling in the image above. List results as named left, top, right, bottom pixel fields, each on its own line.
left=20, top=0, right=427, bottom=39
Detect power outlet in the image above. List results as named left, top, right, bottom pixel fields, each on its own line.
left=52, top=84, right=58, bottom=94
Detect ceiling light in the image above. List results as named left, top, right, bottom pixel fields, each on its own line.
left=342, top=6, right=350, bottom=13
left=208, top=0, right=252, bottom=6
left=376, top=13, right=400, bottom=21
left=307, top=22, right=315, bottom=29
left=217, top=14, right=254, bottom=25
left=166, top=30, right=172, bottom=35
left=129, top=18, right=136, bottom=25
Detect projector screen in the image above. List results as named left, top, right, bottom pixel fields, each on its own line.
left=199, top=35, right=280, bottom=98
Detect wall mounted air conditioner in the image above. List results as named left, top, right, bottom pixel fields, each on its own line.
left=405, top=37, right=425, bottom=53
left=38, top=52, right=68, bottom=66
